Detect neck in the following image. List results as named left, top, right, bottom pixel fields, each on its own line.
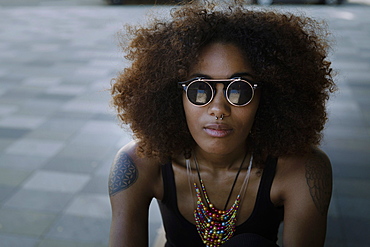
left=193, top=145, right=249, bottom=171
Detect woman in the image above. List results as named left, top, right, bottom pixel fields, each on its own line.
left=109, top=3, right=336, bottom=247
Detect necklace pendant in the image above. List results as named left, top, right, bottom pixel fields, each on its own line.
left=194, top=184, right=238, bottom=247
left=189, top=153, right=253, bottom=247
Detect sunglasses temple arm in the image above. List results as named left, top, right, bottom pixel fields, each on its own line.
left=178, top=77, right=205, bottom=90
left=252, top=82, right=263, bottom=89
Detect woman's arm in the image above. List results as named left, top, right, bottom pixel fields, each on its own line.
left=280, top=148, right=332, bottom=247
left=108, top=141, right=161, bottom=247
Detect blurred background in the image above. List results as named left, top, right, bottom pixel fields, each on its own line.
left=0, top=0, right=369, bottom=246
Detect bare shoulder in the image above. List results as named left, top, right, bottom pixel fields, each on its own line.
left=276, top=147, right=332, bottom=216
left=108, top=141, right=163, bottom=246
left=108, top=140, right=162, bottom=198
left=302, top=148, right=332, bottom=216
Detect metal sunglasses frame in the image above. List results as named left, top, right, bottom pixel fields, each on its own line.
left=178, top=77, right=262, bottom=107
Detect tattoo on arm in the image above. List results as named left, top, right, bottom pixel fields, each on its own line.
left=305, top=152, right=332, bottom=216
left=109, top=152, right=138, bottom=196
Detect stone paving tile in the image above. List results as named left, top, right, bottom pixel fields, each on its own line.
left=45, top=84, right=87, bottom=95
left=69, top=132, right=122, bottom=147
left=327, top=193, right=340, bottom=218
left=0, top=90, right=39, bottom=105
left=34, top=118, right=87, bottom=134
left=341, top=217, right=370, bottom=246
left=0, top=104, right=18, bottom=116
left=22, top=77, right=62, bottom=87
left=52, top=110, right=96, bottom=120
left=0, top=167, right=32, bottom=187
left=45, top=214, right=110, bottom=243
left=325, top=216, right=346, bottom=246
left=323, top=147, right=370, bottom=167
left=23, top=170, right=90, bottom=193
left=33, top=92, right=76, bottom=102
left=65, top=193, right=111, bottom=219
left=0, top=127, right=30, bottom=138
left=0, top=139, right=15, bottom=151
left=337, top=196, right=370, bottom=220
left=0, top=234, right=39, bottom=247
left=0, top=186, right=16, bottom=204
left=325, top=241, right=346, bottom=247
left=346, top=244, right=370, bottom=247
left=19, top=99, right=66, bottom=117
left=61, top=99, right=111, bottom=114
left=81, top=175, right=109, bottom=194
left=24, top=128, right=76, bottom=142
left=0, top=208, right=57, bottom=236
left=334, top=178, right=370, bottom=198
left=326, top=139, right=370, bottom=153
left=80, top=120, right=122, bottom=134
left=44, top=156, right=101, bottom=173
left=149, top=221, right=163, bottom=247
left=0, top=115, right=47, bottom=129
left=37, top=238, right=107, bottom=247
left=57, top=142, right=113, bottom=160
left=95, top=158, right=116, bottom=177
left=331, top=163, right=370, bottom=180
left=0, top=154, right=49, bottom=171
left=5, top=138, right=65, bottom=157
left=3, top=189, right=74, bottom=213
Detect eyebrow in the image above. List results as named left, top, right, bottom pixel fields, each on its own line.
left=231, top=72, right=254, bottom=79
left=190, top=72, right=254, bottom=79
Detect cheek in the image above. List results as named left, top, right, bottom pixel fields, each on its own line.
left=183, top=94, right=191, bottom=119
left=236, top=111, right=256, bottom=130
left=236, top=99, right=260, bottom=129
left=246, top=92, right=261, bottom=118
left=183, top=95, right=199, bottom=128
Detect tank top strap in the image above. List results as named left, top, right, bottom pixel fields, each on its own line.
left=161, top=162, right=176, bottom=205
left=258, top=156, right=278, bottom=205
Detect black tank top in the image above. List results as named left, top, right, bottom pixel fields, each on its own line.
left=157, top=156, right=284, bottom=247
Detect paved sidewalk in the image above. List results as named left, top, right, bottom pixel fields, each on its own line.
left=0, top=1, right=369, bottom=247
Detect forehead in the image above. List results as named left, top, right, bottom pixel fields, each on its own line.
left=189, top=42, right=253, bottom=79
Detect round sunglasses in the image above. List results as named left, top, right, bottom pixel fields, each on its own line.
left=178, top=77, right=262, bottom=107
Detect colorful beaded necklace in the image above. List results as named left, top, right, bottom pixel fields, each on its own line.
left=186, top=153, right=253, bottom=247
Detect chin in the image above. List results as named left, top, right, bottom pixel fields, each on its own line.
left=196, top=142, right=241, bottom=155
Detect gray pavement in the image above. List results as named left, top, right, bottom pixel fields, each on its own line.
left=0, top=1, right=369, bottom=247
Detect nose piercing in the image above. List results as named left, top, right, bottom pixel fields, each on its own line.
left=215, top=114, right=224, bottom=120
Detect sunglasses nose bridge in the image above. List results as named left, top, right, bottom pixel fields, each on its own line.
left=209, top=81, right=228, bottom=98
left=207, top=82, right=229, bottom=107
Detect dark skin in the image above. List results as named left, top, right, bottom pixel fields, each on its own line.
left=108, top=43, right=332, bottom=247
left=109, top=142, right=332, bottom=247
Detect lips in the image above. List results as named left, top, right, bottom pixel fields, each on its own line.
left=203, top=124, right=233, bottom=138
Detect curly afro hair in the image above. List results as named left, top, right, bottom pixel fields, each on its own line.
left=111, top=3, right=336, bottom=165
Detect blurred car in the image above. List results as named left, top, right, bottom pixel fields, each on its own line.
left=106, top=0, right=185, bottom=5
left=107, top=0, right=122, bottom=4
left=253, top=0, right=345, bottom=4
left=107, top=0, right=345, bottom=6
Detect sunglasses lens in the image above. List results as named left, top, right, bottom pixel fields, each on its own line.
left=227, top=80, right=253, bottom=105
left=186, top=81, right=213, bottom=106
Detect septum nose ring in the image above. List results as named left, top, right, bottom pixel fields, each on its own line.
left=215, top=114, right=224, bottom=120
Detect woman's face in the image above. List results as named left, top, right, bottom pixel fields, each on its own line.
left=183, top=42, right=260, bottom=156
